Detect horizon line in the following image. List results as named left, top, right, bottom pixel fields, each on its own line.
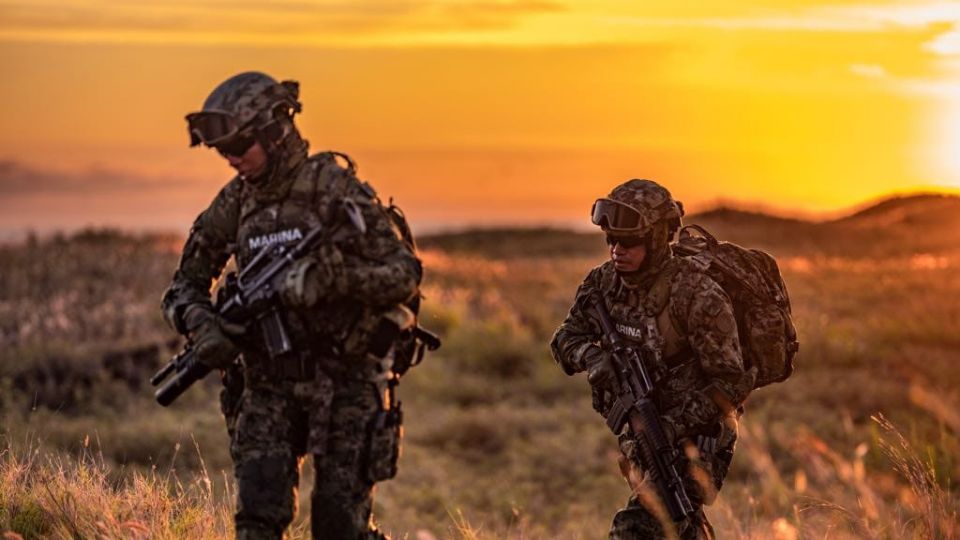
left=1, top=188, right=956, bottom=245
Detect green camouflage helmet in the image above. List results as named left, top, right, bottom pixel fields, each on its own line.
left=592, top=179, right=684, bottom=236
left=187, top=71, right=302, bottom=147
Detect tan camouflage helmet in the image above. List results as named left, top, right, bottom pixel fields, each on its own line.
left=186, top=71, right=302, bottom=147
left=592, top=179, right=684, bottom=235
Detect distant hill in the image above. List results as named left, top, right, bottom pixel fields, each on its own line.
left=683, top=207, right=821, bottom=256
left=834, top=193, right=960, bottom=229
left=8, top=193, right=958, bottom=260
left=417, top=227, right=603, bottom=259
left=420, top=193, right=960, bottom=259
left=821, top=193, right=960, bottom=257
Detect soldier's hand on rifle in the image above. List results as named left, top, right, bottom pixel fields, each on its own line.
left=278, top=245, right=346, bottom=308
left=184, top=305, right=244, bottom=369
left=585, top=349, right=617, bottom=388
left=659, top=419, right=678, bottom=446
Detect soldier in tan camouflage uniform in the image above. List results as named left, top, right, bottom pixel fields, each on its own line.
left=161, top=72, right=420, bottom=539
left=551, top=180, right=756, bottom=539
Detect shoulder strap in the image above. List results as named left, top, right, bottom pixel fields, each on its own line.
left=289, top=155, right=330, bottom=205
left=643, top=259, right=682, bottom=318
left=645, top=259, right=695, bottom=368
left=312, top=151, right=382, bottom=205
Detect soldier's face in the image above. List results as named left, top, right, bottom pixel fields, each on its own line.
left=222, top=141, right=268, bottom=180
left=609, top=239, right=647, bottom=272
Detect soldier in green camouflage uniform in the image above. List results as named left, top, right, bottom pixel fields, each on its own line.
left=161, top=72, right=420, bottom=540
left=551, top=180, right=756, bottom=540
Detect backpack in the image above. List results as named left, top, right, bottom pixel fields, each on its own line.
left=312, top=151, right=438, bottom=374
left=382, top=200, right=437, bottom=375
left=671, top=224, right=798, bottom=389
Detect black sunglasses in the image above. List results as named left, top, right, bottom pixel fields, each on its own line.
left=214, top=132, right=257, bottom=157
left=605, top=233, right=646, bottom=249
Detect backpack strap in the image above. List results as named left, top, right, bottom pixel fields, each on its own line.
left=643, top=265, right=676, bottom=318
left=643, top=259, right=694, bottom=368
left=384, top=200, right=418, bottom=251
left=290, top=154, right=329, bottom=205
left=307, top=151, right=362, bottom=198
left=656, top=306, right=694, bottom=369
left=679, top=224, right=719, bottom=247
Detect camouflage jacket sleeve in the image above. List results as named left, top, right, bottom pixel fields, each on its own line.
left=550, top=266, right=606, bottom=375
left=333, top=176, right=421, bottom=307
left=160, top=180, right=241, bottom=334
left=665, top=270, right=754, bottom=438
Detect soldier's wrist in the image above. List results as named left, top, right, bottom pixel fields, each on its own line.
left=578, top=343, right=605, bottom=372
left=183, top=303, right=215, bottom=334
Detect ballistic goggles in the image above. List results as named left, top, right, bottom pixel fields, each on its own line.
left=186, top=110, right=247, bottom=147
left=186, top=111, right=261, bottom=157
left=591, top=198, right=648, bottom=232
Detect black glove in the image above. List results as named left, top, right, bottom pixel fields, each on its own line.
left=585, top=351, right=617, bottom=389
left=184, top=305, right=244, bottom=369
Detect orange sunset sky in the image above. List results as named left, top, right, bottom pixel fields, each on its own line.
left=0, top=0, right=959, bottom=235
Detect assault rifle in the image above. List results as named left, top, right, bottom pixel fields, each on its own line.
left=592, top=295, right=695, bottom=523
left=150, top=199, right=367, bottom=407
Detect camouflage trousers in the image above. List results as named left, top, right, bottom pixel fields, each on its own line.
left=609, top=428, right=736, bottom=540
left=224, top=367, right=400, bottom=540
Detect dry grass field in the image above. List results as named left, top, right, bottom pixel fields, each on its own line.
left=1, top=194, right=959, bottom=539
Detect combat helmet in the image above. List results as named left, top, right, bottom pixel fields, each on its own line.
left=592, top=179, right=684, bottom=236
left=186, top=72, right=302, bottom=155
left=592, top=179, right=685, bottom=275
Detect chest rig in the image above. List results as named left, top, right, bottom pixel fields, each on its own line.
left=235, top=156, right=335, bottom=267
left=234, top=152, right=367, bottom=365
left=601, top=264, right=729, bottom=465
left=601, top=263, right=692, bottom=384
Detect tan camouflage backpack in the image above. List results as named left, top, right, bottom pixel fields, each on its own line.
left=672, top=224, right=798, bottom=389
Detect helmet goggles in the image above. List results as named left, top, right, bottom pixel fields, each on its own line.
left=186, top=110, right=246, bottom=147
left=591, top=198, right=649, bottom=232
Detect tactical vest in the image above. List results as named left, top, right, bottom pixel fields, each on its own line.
left=601, top=262, right=741, bottom=474
left=233, top=151, right=385, bottom=363
left=600, top=264, right=692, bottom=381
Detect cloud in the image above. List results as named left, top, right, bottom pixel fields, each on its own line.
left=925, top=23, right=960, bottom=55
left=603, top=2, right=960, bottom=34
left=0, top=160, right=192, bottom=197
left=827, top=2, right=960, bottom=27
left=850, top=63, right=888, bottom=78
left=817, top=3, right=960, bottom=57
left=435, top=1, right=565, bottom=31
left=0, top=3, right=190, bottom=33
left=602, top=14, right=880, bottom=33
left=2, top=0, right=955, bottom=49
left=0, top=0, right=565, bottom=40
